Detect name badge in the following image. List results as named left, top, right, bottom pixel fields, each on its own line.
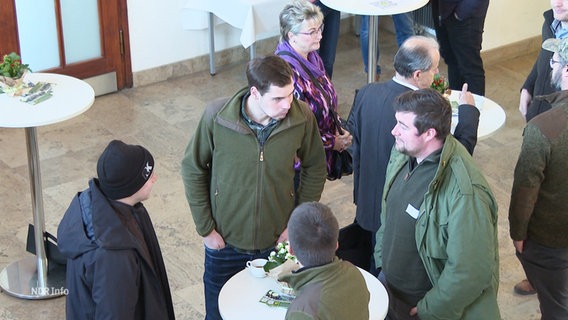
left=406, top=204, right=420, bottom=220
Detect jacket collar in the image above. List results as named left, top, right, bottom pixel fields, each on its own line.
left=88, top=179, right=155, bottom=271
left=279, top=257, right=341, bottom=290
left=537, top=90, right=568, bottom=106
left=215, top=87, right=309, bottom=135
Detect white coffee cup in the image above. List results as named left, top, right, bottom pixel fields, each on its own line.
left=246, top=258, right=268, bottom=278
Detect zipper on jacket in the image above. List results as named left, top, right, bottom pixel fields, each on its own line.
left=260, top=147, right=264, bottom=162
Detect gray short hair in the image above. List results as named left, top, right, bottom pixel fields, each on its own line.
left=287, top=202, right=338, bottom=267
left=279, top=0, right=324, bottom=42
left=394, top=36, right=439, bottom=78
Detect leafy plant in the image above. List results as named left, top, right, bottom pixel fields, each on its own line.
left=263, top=241, right=296, bottom=272
left=431, top=73, right=449, bottom=95
left=1, top=52, right=30, bottom=78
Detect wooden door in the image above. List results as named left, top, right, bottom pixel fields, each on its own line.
left=0, top=0, right=132, bottom=90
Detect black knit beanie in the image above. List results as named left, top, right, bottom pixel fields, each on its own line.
left=96, top=140, right=154, bottom=200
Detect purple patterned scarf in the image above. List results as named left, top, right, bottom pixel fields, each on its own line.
left=275, top=41, right=326, bottom=80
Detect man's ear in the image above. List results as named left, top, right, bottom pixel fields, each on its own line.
left=250, top=86, right=260, bottom=100
left=412, top=69, right=422, bottom=81
left=423, top=127, right=438, bottom=141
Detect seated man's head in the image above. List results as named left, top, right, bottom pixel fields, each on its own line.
left=246, top=55, right=295, bottom=121
left=394, top=35, right=440, bottom=89
left=96, top=140, right=156, bottom=205
left=287, top=202, right=339, bottom=267
left=391, top=89, right=452, bottom=162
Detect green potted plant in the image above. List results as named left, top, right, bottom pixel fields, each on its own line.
left=0, top=52, right=31, bottom=88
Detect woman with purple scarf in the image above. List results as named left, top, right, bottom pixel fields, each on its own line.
left=276, top=0, right=352, bottom=178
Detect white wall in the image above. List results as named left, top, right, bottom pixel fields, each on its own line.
left=483, top=0, right=549, bottom=50
left=127, top=0, right=551, bottom=73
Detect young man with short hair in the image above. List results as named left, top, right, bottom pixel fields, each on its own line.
left=181, top=55, right=327, bottom=320
left=58, top=140, right=175, bottom=319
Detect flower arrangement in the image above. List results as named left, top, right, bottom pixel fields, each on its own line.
left=1, top=52, right=30, bottom=79
left=431, top=73, right=450, bottom=95
left=263, top=241, right=296, bottom=272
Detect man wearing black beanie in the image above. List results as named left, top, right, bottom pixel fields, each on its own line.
left=57, top=140, right=175, bottom=319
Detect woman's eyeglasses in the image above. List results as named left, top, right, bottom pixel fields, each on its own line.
left=297, top=25, right=324, bottom=38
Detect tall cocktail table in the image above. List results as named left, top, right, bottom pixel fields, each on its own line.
left=321, top=0, right=428, bottom=83
left=0, top=73, right=95, bottom=299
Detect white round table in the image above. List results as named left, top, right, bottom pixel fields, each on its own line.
left=0, top=73, right=95, bottom=299
left=449, top=92, right=506, bottom=140
left=321, top=0, right=429, bottom=83
left=219, top=267, right=389, bottom=319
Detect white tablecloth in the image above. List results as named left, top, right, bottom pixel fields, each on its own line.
left=182, top=0, right=289, bottom=48
left=320, top=0, right=428, bottom=15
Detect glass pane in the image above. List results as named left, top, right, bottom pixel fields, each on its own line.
left=61, top=0, right=102, bottom=64
left=15, top=0, right=60, bottom=71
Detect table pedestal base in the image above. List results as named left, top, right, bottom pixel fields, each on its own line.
left=0, top=256, right=66, bottom=300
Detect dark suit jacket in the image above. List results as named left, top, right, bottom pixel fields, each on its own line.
left=347, top=79, right=479, bottom=232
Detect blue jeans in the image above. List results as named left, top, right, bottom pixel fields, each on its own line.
left=203, top=245, right=273, bottom=320
left=313, top=0, right=340, bottom=78
left=359, top=14, right=414, bottom=74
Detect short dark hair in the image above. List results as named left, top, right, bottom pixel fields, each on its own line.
left=246, top=55, right=294, bottom=95
left=393, top=89, right=452, bottom=139
left=394, top=36, right=439, bottom=78
left=287, top=202, right=338, bottom=267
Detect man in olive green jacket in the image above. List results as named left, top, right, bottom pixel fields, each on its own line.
left=509, top=37, right=568, bottom=319
left=281, top=202, right=370, bottom=320
left=375, top=89, right=500, bottom=320
left=181, top=55, right=327, bottom=320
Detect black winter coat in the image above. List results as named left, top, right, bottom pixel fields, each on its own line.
left=57, top=179, right=175, bottom=320
left=523, top=10, right=555, bottom=122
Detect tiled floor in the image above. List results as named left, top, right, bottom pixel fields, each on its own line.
left=0, top=30, right=542, bottom=319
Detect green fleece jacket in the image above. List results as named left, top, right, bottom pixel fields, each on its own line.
left=509, top=90, right=568, bottom=248
left=280, top=257, right=370, bottom=320
left=181, top=87, right=327, bottom=251
left=376, top=136, right=501, bottom=320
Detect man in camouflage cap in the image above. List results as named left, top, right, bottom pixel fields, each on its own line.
left=509, top=35, right=568, bottom=319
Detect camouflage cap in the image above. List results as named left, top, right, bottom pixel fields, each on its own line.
left=542, top=37, right=568, bottom=61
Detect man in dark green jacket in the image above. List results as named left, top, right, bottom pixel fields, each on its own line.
left=376, top=89, right=500, bottom=320
left=181, top=55, right=327, bottom=320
